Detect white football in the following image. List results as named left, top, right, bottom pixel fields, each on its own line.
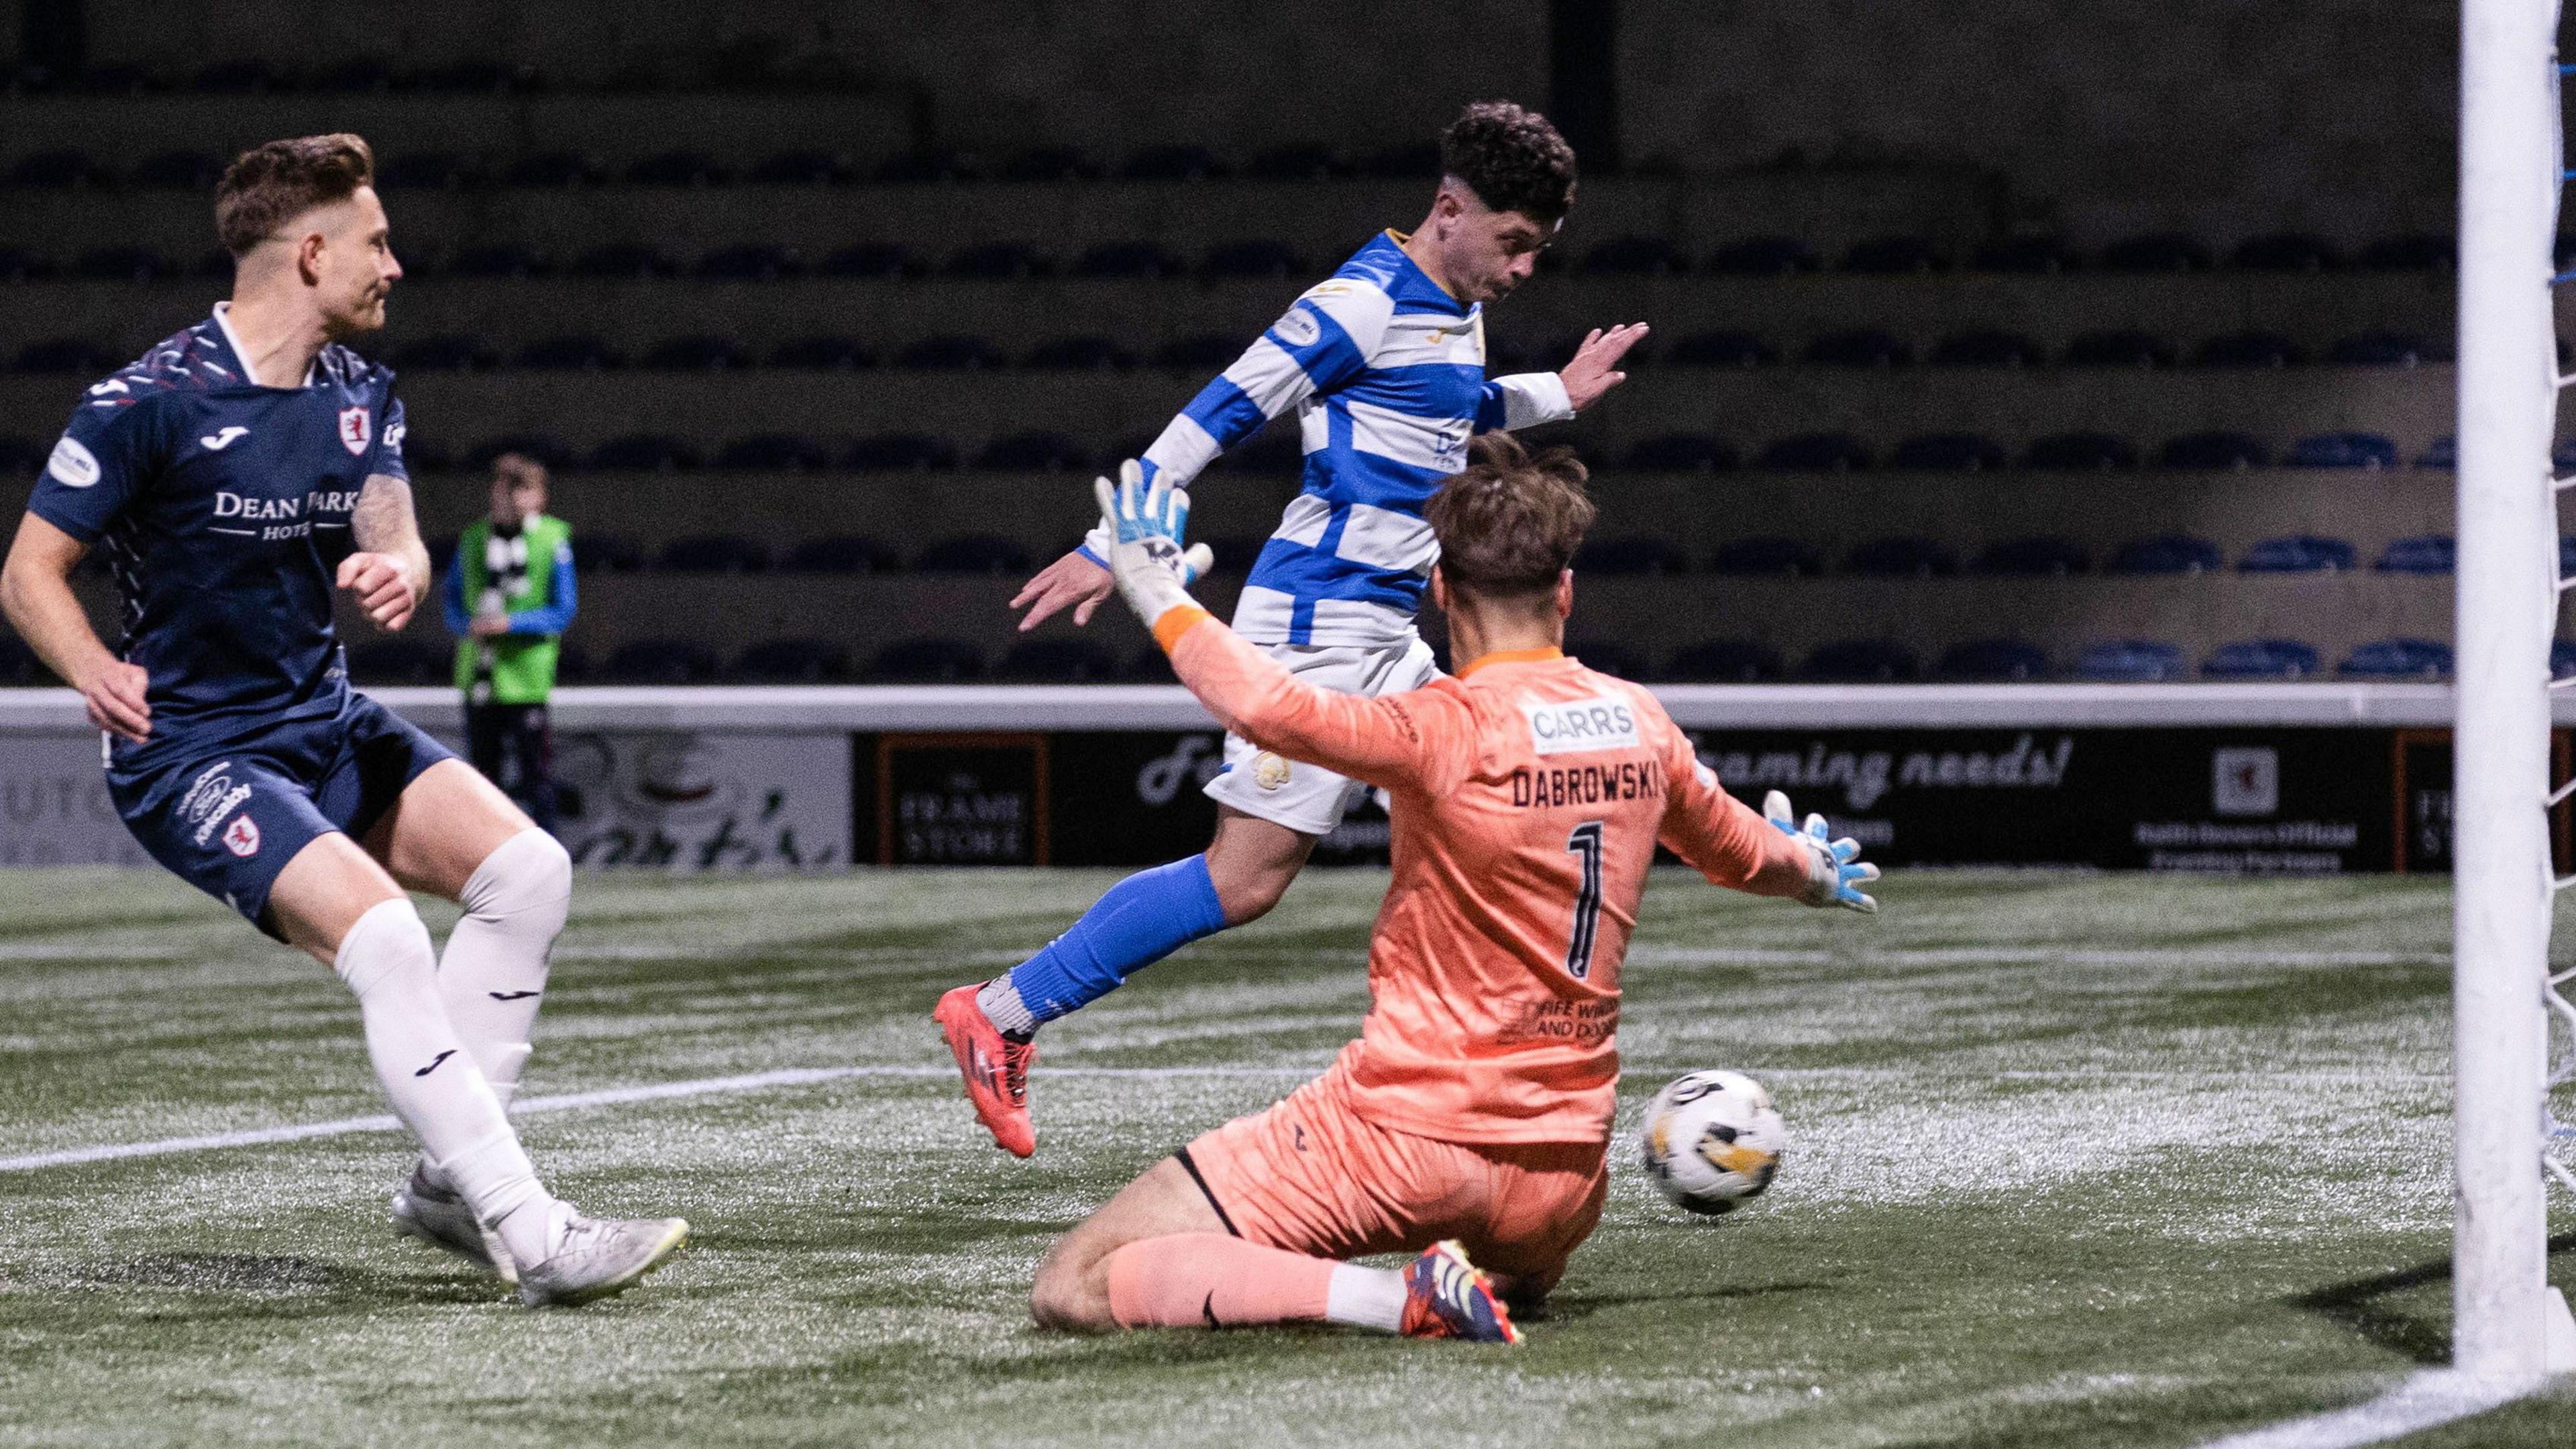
left=1638, top=1069, right=1786, bottom=1216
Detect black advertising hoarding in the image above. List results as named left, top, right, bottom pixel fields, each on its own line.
left=872, top=733, right=1050, bottom=865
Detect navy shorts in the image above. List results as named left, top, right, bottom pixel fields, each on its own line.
left=106, top=692, right=454, bottom=938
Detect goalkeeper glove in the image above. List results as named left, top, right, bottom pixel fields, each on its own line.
left=1093, top=462, right=1212, bottom=631
left=1081, top=459, right=1215, bottom=585
left=1763, top=790, right=1880, bottom=913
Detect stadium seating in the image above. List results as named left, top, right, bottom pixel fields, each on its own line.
left=1890, top=433, right=2010, bottom=472
left=2374, top=535, right=2455, bottom=574
left=2098, top=233, right=2213, bottom=272
left=845, top=434, right=960, bottom=470
left=714, top=434, right=833, bottom=470
left=975, top=431, right=1089, bottom=471
left=731, top=637, right=853, bottom=683
left=392, top=335, right=502, bottom=372
left=1023, top=336, right=1136, bottom=371
left=2109, top=535, right=2224, bottom=576
left=1707, top=536, right=1825, bottom=577
left=2062, top=330, right=2178, bottom=369
left=1937, top=639, right=2052, bottom=682
left=1705, top=236, right=1819, bottom=274
left=945, top=241, right=1053, bottom=280
left=657, top=535, right=773, bottom=574
left=996, top=638, right=1122, bottom=683
left=2238, top=535, right=2357, bottom=574
left=1801, top=639, right=1921, bottom=683
left=865, top=639, right=985, bottom=682
left=1584, top=235, right=1692, bottom=275
left=1565, top=637, right=1654, bottom=681
left=2231, top=233, right=2343, bottom=272
left=768, top=336, right=879, bottom=370
left=782, top=535, right=902, bottom=574
left=1574, top=537, right=1692, bottom=576
left=1625, top=434, right=1740, bottom=472
left=1662, top=331, right=1776, bottom=368
left=2285, top=433, right=2398, bottom=470
left=1839, top=235, right=1947, bottom=274
left=895, top=335, right=1010, bottom=370
left=1928, top=330, right=2044, bottom=368
left=1845, top=536, right=1960, bottom=578
left=2194, top=331, right=2305, bottom=368
left=2330, top=331, right=2447, bottom=366
left=2073, top=639, right=2186, bottom=682
left=347, top=639, right=445, bottom=686
left=2159, top=433, right=2269, bottom=470
left=1666, top=640, right=1784, bottom=682
left=914, top=535, right=1034, bottom=574
left=1073, top=241, right=1183, bottom=278
left=588, top=434, right=703, bottom=471
left=2202, top=639, right=2322, bottom=680
left=1803, top=329, right=1913, bottom=368
left=606, top=637, right=722, bottom=684
left=2023, top=432, right=2141, bottom=470
left=1972, top=537, right=2090, bottom=576
left=1970, top=235, right=2082, bottom=273
left=696, top=244, right=802, bottom=281
left=1759, top=433, right=1874, bottom=472
left=642, top=335, right=755, bottom=371
left=2338, top=638, right=2451, bottom=680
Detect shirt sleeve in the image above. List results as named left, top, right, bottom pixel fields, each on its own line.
left=439, top=547, right=472, bottom=637
left=1656, top=722, right=1814, bottom=898
left=1081, top=278, right=1394, bottom=565
left=25, top=387, right=162, bottom=544
left=366, top=392, right=410, bottom=483
left=506, top=543, right=577, bottom=635
left=1157, top=606, right=1472, bottom=798
left=1474, top=372, right=1576, bottom=433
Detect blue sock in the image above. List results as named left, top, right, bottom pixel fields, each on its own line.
left=1006, top=856, right=1228, bottom=1025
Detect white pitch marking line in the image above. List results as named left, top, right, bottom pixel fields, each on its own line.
left=2193, top=1369, right=2525, bottom=1449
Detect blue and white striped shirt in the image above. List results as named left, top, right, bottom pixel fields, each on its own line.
left=1089, top=231, right=1573, bottom=648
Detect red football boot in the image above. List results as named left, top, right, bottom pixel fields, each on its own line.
left=934, top=984, right=1037, bottom=1157
left=1397, top=1240, right=1522, bottom=1344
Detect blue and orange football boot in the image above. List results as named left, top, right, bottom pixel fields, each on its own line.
left=1399, top=1240, right=1522, bottom=1344
left=934, top=984, right=1037, bottom=1157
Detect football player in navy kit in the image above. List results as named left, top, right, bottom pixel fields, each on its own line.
left=0, top=135, right=686, bottom=1306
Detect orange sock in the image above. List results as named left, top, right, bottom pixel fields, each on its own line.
left=1104, top=1232, right=1336, bottom=1330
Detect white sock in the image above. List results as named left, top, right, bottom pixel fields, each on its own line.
left=1324, top=1264, right=1407, bottom=1332
left=437, top=828, right=572, bottom=1111
left=337, top=897, right=561, bottom=1263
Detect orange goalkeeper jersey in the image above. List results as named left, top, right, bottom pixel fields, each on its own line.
left=1159, top=608, right=1813, bottom=1145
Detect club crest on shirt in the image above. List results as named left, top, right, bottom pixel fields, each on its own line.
left=337, top=405, right=370, bottom=456
left=1252, top=751, right=1293, bottom=790
left=221, top=813, right=260, bottom=857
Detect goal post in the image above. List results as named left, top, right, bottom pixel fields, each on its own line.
left=2453, top=0, right=2576, bottom=1389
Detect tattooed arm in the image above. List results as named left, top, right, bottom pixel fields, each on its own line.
left=338, top=471, right=431, bottom=632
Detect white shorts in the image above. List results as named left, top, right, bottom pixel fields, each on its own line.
left=1201, top=635, right=1442, bottom=837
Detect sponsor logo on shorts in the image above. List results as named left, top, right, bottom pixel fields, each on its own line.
left=1523, top=695, right=1642, bottom=756
left=46, top=435, right=101, bottom=488
left=221, top=813, right=260, bottom=857
left=1252, top=751, right=1293, bottom=791
left=178, top=761, right=256, bottom=847
left=337, top=405, right=371, bottom=456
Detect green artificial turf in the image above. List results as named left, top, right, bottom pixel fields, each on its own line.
left=0, top=867, right=2568, bottom=1447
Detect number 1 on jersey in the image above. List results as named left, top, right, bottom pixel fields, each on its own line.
left=1564, top=820, right=1605, bottom=979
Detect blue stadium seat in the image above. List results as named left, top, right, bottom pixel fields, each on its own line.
left=1572, top=537, right=1691, bottom=576
left=2023, top=431, right=2141, bottom=470
left=2416, top=436, right=2457, bottom=469
left=2202, top=639, right=2322, bottom=680
left=569, top=243, right=677, bottom=279
left=2195, top=331, right=2306, bottom=368
left=657, top=535, right=773, bottom=574
left=0, top=247, right=53, bottom=282
left=747, top=150, right=857, bottom=185
left=2239, top=535, right=2358, bottom=573
left=2160, top=432, right=2270, bottom=470
left=1970, top=236, right=2082, bottom=274
left=732, top=637, right=852, bottom=683
left=1705, top=236, right=1819, bottom=275
left=10, top=149, right=111, bottom=188
left=820, top=242, right=924, bottom=278
left=2074, top=639, right=2187, bottom=682
left=1937, top=639, right=2052, bottom=682
left=865, top=639, right=985, bottom=682
left=894, top=335, right=1008, bottom=370
left=1839, top=235, right=1948, bottom=274
left=2555, top=641, right=2576, bottom=681
left=390, top=335, right=498, bottom=372
left=1152, top=334, right=1242, bottom=371
left=641, top=335, right=753, bottom=371
left=2109, top=534, right=2223, bottom=575
left=625, top=150, right=731, bottom=186
left=1891, top=433, right=2009, bottom=471
left=1802, top=329, right=1913, bottom=368
left=129, top=150, right=221, bottom=189
left=1023, top=335, right=1134, bottom=370
left=1845, top=535, right=1959, bottom=578
left=1663, top=331, right=1776, bottom=368
left=76, top=246, right=170, bottom=282
left=2561, top=536, right=2576, bottom=578
left=1707, top=537, right=1825, bottom=577
left=1666, top=640, right=1785, bottom=683
left=1358, top=142, right=1442, bottom=179
left=1759, top=433, right=1874, bottom=472
left=915, top=535, right=1034, bottom=574
left=588, top=433, right=702, bottom=471
left=844, top=433, right=959, bottom=470
left=504, top=152, right=607, bottom=189
left=998, top=145, right=1102, bottom=182
left=345, top=639, right=444, bottom=686
left=1565, top=638, right=1652, bottom=682
left=695, top=244, right=801, bottom=281
left=998, top=638, right=1122, bottom=683
left=2361, top=233, right=2455, bottom=270
left=2098, top=232, right=2214, bottom=272
left=1072, top=241, right=1181, bottom=278
left=1625, top=433, right=1739, bottom=472
left=1583, top=235, right=1691, bottom=275
left=975, top=431, right=1089, bottom=471
left=466, top=434, right=576, bottom=470
left=1120, top=144, right=1230, bottom=181
left=2287, top=432, right=2398, bottom=470
left=376, top=152, right=474, bottom=190
left=1973, top=536, right=2091, bottom=576
left=2557, top=439, right=2576, bottom=472
left=446, top=244, right=547, bottom=278
left=2231, top=233, right=2343, bottom=272
left=0, top=437, right=45, bottom=477
left=1929, top=330, right=2043, bottom=368
left=945, top=241, right=1055, bottom=280
left=782, top=535, right=902, bottom=574
left=1201, top=239, right=1307, bottom=279
left=713, top=434, right=833, bottom=471
left=2062, top=329, right=2177, bottom=368
left=2375, top=535, right=2455, bottom=574
left=872, top=149, right=981, bottom=184
left=513, top=335, right=626, bottom=370
left=2330, top=331, right=2448, bottom=366
left=768, top=335, right=878, bottom=370
left=2339, top=638, right=2452, bottom=680
left=606, top=639, right=720, bottom=685
left=1246, top=144, right=1350, bottom=180
left=1801, top=640, right=1921, bottom=683
left=15, top=338, right=119, bottom=373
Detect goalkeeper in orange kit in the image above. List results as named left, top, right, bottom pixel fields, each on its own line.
left=1019, top=437, right=1880, bottom=1343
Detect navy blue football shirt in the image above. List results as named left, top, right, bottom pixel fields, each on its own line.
left=27, top=305, right=409, bottom=765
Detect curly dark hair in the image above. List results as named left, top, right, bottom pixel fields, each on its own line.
left=1438, top=101, right=1577, bottom=225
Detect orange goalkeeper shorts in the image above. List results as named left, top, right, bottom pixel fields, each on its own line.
left=1177, top=1061, right=1609, bottom=1285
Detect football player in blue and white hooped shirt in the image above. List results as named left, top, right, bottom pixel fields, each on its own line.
left=938, top=102, right=1650, bottom=1158
left=0, top=136, right=685, bottom=1303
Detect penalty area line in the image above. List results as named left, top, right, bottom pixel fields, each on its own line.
left=2194, top=1370, right=2526, bottom=1449
left=0, top=1062, right=1320, bottom=1175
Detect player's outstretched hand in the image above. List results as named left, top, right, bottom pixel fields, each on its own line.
left=1558, top=323, right=1651, bottom=413
left=80, top=657, right=150, bottom=742
left=1093, top=461, right=1212, bottom=630
left=1762, top=789, right=1880, bottom=913
left=1012, top=549, right=1117, bottom=631
left=336, top=551, right=418, bottom=632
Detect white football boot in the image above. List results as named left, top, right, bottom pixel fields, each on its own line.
left=390, top=1162, right=518, bottom=1285
left=517, top=1212, right=690, bottom=1307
